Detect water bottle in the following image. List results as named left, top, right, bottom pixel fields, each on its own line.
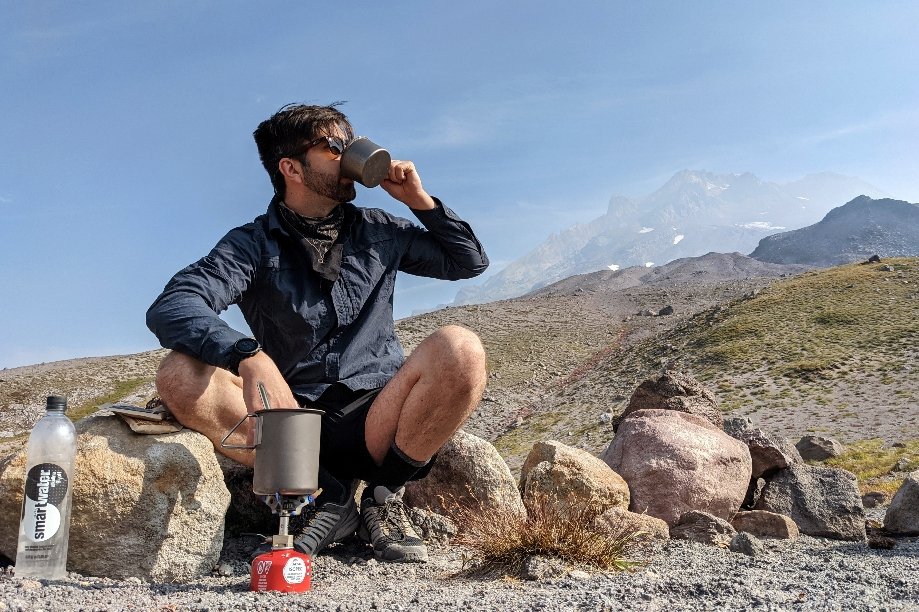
left=14, top=396, right=77, bottom=579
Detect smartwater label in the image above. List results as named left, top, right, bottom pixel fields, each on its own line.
left=20, top=463, right=68, bottom=543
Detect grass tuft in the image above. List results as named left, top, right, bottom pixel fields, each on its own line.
left=452, top=494, right=647, bottom=578
left=823, top=438, right=919, bottom=495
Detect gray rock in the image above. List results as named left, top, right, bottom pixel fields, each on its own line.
left=729, top=532, right=765, bottom=556
left=520, top=555, right=567, bottom=581
left=658, top=305, right=674, bottom=316
left=754, top=464, right=866, bottom=540
left=614, top=372, right=723, bottom=431
left=216, top=455, right=276, bottom=536
left=734, top=429, right=802, bottom=479
left=884, top=471, right=919, bottom=535
left=722, top=416, right=753, bottom=438
left=891, top=457, right=910, bottom=472
left=670, top=510, right=736, bottom=547
left=0, top=414, right=230, bottom=581
left=795, top=435, right=845, bottom=460
left=406, top=507, right=457, bottom=544
left=861, top=491, right=888, bottom=509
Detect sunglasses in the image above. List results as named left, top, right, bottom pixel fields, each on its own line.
left=286, top=135, right=349, bottom=159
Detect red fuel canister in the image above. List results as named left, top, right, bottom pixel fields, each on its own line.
left=249, top=548, right=312, bottom=593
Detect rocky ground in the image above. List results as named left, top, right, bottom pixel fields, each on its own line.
left=1, top=533, right=917, bottom=611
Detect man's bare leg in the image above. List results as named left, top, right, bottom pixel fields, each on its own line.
left=364, top=325, right=488, bottom=465
left=154, top=351, right=255, bottom=467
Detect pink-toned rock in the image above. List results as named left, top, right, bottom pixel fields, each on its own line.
left=731, top=510, right=799, bottom=540
left=592, top=507, right=670, bottom=541
left=603, top=409, right=752, bottom=526
left=520, top=440, right=629, bottom=514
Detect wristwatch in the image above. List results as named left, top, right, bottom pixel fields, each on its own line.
left=229, top=337, right=262, bottom=376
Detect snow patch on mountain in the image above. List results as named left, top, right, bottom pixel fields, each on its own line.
left=639, top=227, right=654, bottom=234
left=673, top=235, right=685, bottom=245
left=739, top=222, right=786, bottom=231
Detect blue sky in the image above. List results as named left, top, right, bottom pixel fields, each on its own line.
left=2, top=1, right=918, bottom=369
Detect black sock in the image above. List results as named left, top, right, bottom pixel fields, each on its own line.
left=365, top=442, right=429, bottom=495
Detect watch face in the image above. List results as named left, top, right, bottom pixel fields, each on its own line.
left=235, top=338, right=260, bottom=355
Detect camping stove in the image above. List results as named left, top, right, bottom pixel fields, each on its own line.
left=249, top=491, right=319, bottom=593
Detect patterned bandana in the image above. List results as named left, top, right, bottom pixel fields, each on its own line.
left=277, top=202, right=345, bottom=286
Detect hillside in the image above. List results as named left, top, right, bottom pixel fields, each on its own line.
left=751, top=196, right=919, bottom=265
left=2, top=257, right=915, bottom=478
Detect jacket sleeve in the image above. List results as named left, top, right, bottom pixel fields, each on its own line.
left=397, top=198, right=489, bottom=280
left=145, top=225, right=260, bottom=370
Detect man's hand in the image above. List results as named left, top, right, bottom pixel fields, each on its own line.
left=380, top=160, right=436, bottom=210
left=237, top=352, right=298, bottom=446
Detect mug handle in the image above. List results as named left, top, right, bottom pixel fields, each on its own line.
left=220, top=413, right=259, bottom=449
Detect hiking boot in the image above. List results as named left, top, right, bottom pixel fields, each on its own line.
left=291, top=495, right=360, bottom=555
left=358, top=485, right=428, bottom=562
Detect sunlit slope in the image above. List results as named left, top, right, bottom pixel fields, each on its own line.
left=686, top=258, right=918, bottom=383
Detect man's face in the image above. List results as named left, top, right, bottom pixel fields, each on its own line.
left=299, top=124, right=356, bottom=204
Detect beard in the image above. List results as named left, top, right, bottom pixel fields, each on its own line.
left=302, top=164, right=356, bottom=203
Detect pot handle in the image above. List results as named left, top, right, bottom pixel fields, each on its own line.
left=220, top=413, right=259, bottom=449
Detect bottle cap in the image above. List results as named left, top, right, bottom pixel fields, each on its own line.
left=46, top=395, right=67, bottom=413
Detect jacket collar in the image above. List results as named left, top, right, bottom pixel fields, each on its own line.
left=266, top=195, right=357, bottom=240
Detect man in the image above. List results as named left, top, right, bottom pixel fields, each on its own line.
left=146, top=103, right=489, bottom=563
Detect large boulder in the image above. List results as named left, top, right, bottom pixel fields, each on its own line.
left=884, top=471, right=919, bottom=535
left=519, top=440, right=629, bottom=515
left=795, top=435, right=845, bottom=461
left=614, top=372, right=723, bottom=431
left=404, top=430, right=526, bottom=522
left=0, top=415, right=230, bottom=581
left=754, top=464, right=865, bottom=540
left=731, top=428, right=802, bottom=479
left=603, top=409, right=752, bottom=526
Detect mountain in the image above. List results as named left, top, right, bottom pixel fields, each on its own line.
left=453, top=170, right=885, bottom=305
left=750, top=196, right=919, bottom=266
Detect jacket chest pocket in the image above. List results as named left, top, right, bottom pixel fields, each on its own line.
left=336, top=243, right=395, bottom=323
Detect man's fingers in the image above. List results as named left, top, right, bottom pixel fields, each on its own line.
left=389, top=160, right=416, bottom=183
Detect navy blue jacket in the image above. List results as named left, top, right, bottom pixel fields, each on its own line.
left=146, top=197, right=488, bottom=400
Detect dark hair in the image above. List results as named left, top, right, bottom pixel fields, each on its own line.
left=253, top=102, right=354, bottom=196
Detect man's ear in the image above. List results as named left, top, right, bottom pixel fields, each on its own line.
left=278, top=158, right=304, bottom=185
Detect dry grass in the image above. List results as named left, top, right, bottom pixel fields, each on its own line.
left=823, top=438, right=919, bottom=495
left=452, top=494, right=647, bottom=578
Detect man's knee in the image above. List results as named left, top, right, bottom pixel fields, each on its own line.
left=430, top=325, right=487, bottom=386
left=155, top=351, right=214, bottom=410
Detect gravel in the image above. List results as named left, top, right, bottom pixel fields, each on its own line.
left=1, top=532, right=917, bottom=611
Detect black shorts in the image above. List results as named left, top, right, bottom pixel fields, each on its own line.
left=300, top=384, right=435, bottom=484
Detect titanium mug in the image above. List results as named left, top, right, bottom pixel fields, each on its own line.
left=340, top=137, right=391, bottom=188
left=221, top=408, right=324, bottom=496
